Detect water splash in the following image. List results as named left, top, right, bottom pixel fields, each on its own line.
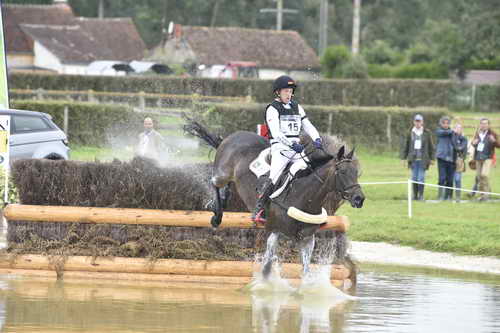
left=244, top=236, right=355, bottom=301
left=242, top=252, right=294, bottom=294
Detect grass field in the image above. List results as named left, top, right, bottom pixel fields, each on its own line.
left=337, top=149, right=500, bottom=257
left=69, top=110, right=500, bottom=258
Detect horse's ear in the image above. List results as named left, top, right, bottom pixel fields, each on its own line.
left=336, top=145, right=345, bottom=160
left=346, top=147, right=355, bottom=160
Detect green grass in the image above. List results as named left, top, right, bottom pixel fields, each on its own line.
left=337, top=147, right=500, bottom=257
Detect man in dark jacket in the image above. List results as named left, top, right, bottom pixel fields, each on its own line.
left=435, top=116, right=455, bottom=200
left=400, top=114, right=435, bottom=200
left=471, top=118, right=500, bottom=201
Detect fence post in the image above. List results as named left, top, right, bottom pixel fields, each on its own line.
left=471, top=84, right=476, bottom=110
left=407, top=179, right=412, bottom=219
left=63, top=106, right=69, bottom=135
left=87, top=89, right=95, bottom=103
left=139, top=91, right=146, bottom=111
left=327, top=112, right=333, bottom=136
left=386, top=113, right=392, bottom=146
left=36, top=88, right=44, bottom=100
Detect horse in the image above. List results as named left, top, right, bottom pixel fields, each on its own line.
left=185, top=120, right=365, bottom=279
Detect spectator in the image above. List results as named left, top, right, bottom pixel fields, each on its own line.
left=435, top=116, right=455, bottom=200
left=400, top=114, right=435, bottom=201
left=136, top=117, right=165, bottom=161
left=471, top=118, right=500, bottom=201
left=452, top=124, right=467, bottom=202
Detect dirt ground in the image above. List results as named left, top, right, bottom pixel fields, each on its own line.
left=350, top=241, right=500, bottom=276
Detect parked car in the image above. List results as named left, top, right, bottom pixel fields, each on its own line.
left=0, top=109, right=69, bottom=160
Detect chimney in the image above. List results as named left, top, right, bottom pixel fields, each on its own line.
left=174, top=24, right=182, bottom=39
left=53, top=0, right=73, bottom=15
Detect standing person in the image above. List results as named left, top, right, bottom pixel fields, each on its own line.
left=400, top=114, right=435, bottom=201
left=435, top=116, right=455, bottom=200
left=452, top=123, right=468, bottom=202
left=136, top=117, right=166, bottom=162
left=471, top=118, right=500, bottom=201
left=251, top=75, right=323, bottom=224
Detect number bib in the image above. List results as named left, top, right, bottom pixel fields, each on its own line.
left=280, top=115, right=301, bottom=136
left=477, top=142, right=485, bottom=152
left=414, top=139, right=422, bottom=150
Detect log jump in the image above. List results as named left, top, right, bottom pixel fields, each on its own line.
left=0, top=254, right=351, bottom=281
left=3, top=204, right=350, bottom=232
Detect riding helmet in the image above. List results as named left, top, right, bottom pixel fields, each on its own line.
left=273, top=75, right=297, bottom=92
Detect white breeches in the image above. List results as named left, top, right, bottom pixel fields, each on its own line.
left=269, top=142, right=303, bottom=184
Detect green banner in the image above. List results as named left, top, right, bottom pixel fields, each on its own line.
left=0, top=1, right=9, bottom=109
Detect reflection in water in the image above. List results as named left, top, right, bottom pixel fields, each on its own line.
left=250, top=292, right=348, bottom=333
left=251, top=293, right=290, bottom=333
left=0, top=265, right=499, bottom=332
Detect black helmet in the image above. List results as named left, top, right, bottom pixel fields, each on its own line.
left=273, top=75, right=297, bottom=92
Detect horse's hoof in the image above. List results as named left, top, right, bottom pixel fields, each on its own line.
left=210, top=215, right=222, bottom=228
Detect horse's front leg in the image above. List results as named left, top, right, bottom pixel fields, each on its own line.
left=299, top=234, right=315, bottom=277
left=262, top=232, right=279, bottom=279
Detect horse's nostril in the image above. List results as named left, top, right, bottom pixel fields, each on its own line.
left=352, top=195, right=364, bottom=208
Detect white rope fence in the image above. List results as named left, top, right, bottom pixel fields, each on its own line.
left=359, top=180, right=500, bottom=218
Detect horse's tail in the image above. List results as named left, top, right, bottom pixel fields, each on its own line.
left=183, top=116, right=223, bottom=149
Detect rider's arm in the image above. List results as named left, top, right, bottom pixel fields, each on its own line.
left=266, top=106, right=292, bottom=146
left=299, top=105, right=320, bottom=141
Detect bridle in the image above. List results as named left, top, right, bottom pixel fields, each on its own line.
left=333, top=159, right=361, bottom=200
left=301, top=151, right=361, bottom=201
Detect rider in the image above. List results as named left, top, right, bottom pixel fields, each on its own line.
left=251, top=75, right=323, bottom=224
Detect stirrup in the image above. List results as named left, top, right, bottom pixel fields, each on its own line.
left=251, top=209, right=267, bottom=225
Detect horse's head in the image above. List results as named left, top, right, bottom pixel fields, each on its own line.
left=332, top=146, right=365, bottom=208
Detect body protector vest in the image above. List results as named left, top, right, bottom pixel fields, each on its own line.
left=265, top=100, right=302, bottom=139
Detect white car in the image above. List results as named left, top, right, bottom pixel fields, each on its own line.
left=1, top=109, right=70, bottom=160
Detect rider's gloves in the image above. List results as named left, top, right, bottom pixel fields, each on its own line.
left=313, top=138, right=323, bottom=149
left=291, top=142, right=304, bottom=153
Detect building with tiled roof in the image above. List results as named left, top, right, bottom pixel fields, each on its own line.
left=3, top=1, right=145, bottom=74
left=148, top=24, right=320, bottom=80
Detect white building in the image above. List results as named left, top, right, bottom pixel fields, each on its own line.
left=3, top=2, right=145, bottom=75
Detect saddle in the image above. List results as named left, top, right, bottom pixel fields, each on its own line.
left=249, top=147, right=310, bottom=198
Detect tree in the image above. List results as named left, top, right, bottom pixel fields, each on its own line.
left=320, top=45, right=350, bottom=78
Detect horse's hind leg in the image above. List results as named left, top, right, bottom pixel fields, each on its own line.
left=262, top=232, right=279, bottom=279
left=208, top=173, right=231, bottom=228
left=299, top=234, right=315, bottom=277
left=220, top=184, right=231, bottom=209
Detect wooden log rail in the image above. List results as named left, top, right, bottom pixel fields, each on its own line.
left=3, top=204, right=350, bottom=232
left=0, top=255, right=351, bottom=281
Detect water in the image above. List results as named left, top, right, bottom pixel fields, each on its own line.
left=0, top=265, right=499, bottom=333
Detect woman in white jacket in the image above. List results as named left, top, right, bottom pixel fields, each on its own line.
left=252, top=75, right=323, bottom=224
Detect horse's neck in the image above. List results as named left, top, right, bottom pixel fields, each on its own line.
left=292, top=163, right=335, bottom=212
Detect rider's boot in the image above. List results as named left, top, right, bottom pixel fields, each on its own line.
left=251, top=178, right=274, bottom=224
left=412, top=183, right=418, bottom=200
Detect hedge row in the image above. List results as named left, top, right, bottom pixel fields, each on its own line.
left=9, top=72, right=452, bottom=107
left=368, top=62, right=449, bottom=79
left=191, top=103, right=448, bottom=149
left=11, top=100, right=152, bottom=146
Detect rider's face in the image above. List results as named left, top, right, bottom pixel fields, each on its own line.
left=279, top=88, right=293, bottom=104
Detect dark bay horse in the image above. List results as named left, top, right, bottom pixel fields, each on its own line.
left=185, top=120, right=365, bottom=278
